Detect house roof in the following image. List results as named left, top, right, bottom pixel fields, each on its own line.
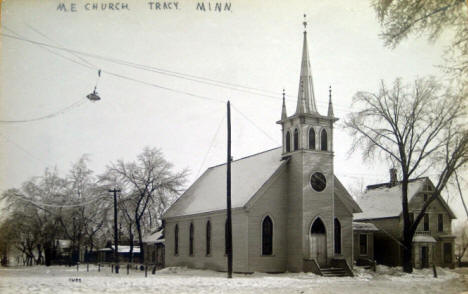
left=110, top=245, right=140, bottom=253
left=164, top=147, right=361, bottom=219
left=353, top=222, right=378, bottom=231
left=354, top=178, right=456, bottom=220
left=164, top=148, right=286, bottom=218
left=142, top=230, right=164, bottom=244
left=413, top=235, right=437, bottom=243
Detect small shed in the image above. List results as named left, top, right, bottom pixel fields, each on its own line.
left=97, top=246, right=141, bottom=263
left=142, top=229, right=165, bottom=267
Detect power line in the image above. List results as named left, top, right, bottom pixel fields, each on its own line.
left=231, top=104, right=278, bottom=144
left=103, top=71, right=225, bottom=104
left=196, top=112, right=226, bottom=178
left=1, top=31, right=351, bottom=112
left=11, top=192, right=106, bottom=208
left=0, top=99, right=86, bottom=124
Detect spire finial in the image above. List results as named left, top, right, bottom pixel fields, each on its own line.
left=281, top=88, right=287, bottom=120
left=303, top=14, right=307, bottom=31
left=327, top=85, right=334, bottom=117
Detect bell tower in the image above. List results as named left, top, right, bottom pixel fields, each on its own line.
left=277, top=16, right=338, bottom=271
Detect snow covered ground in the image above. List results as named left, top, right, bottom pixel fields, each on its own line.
left=0, top=264, right=466, bottom=294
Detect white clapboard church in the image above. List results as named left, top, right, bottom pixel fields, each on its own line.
left=162, top=22, right=361, bottom=274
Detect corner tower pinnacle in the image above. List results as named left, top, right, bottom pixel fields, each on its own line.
left=295, top=15, right=318, bottom=115
left=281, top=89, right=287, bottom=120
left=327, top=86, right=334, bottom=117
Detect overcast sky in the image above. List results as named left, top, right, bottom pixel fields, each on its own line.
left=1, top=0, right=465, bottom=224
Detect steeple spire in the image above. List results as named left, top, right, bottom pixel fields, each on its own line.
left=327, top=86, right=334, bottom=117
left=281, top=89, right=287, bottom=120
left=295, top=14, right=318, bottom=115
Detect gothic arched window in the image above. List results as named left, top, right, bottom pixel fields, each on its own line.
left=206, top=221, right=211, bottom=256
left=262, top=216, right=273, bottom=255
left=309, top=128, right=315, bottom=150
left=286, top=131, right=291, bottom=152
left=334, top=218, right=341, bottom=254
left=321, top=129, right=328, bottom=151
left=294, top=129, right=299, bottom=151
left=189, top=223, right=194, bottom=256
left=174, top=224, right=179, bottom=255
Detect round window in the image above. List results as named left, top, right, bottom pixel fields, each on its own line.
left=310, top=172, right=326, bottom=192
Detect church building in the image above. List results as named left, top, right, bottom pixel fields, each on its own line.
left=162, top=22, right=361, bottom=274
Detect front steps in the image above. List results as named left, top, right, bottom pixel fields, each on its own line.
left=319, top=267, right=348, bottom=277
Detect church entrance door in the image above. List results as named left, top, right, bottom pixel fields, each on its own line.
left=310, top=218, right=327, bottom=266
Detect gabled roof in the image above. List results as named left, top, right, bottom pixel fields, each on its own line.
left=163, top=147, right=362, bottom=219
left=163, top=148, right=285, bottom=219
left=352, top=222, right=378, bottom=231
left=354, top=178, right=456, bottom=220
left=335, top=176, right=362, bottom=213
left=142, top=229, right=164, bottom=244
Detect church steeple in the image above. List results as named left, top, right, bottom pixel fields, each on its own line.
left=281, top=89, right=287, bottom=120
left=327, top=86, right=334, bottom=117
left=295, top=15, right=318, bottom=115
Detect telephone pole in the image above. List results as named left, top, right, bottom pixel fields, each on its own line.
left=109, top=188, right=121, bottom=274
left=226, top=101, right=233, bottom=279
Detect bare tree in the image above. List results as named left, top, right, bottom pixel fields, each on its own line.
left=345, top=77, right=467, bottom=273
left=1, top=158, right=110, bottom=266
left=455, top=221, right=468, bottom=266
left=100, top=147, right=187, bottom=261
left=372, top=0, right=468, bottom=84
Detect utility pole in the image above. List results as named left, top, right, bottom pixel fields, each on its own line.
left=109, top=188, right=121, bottom=274
left=226, top=101, right=233, bottom=279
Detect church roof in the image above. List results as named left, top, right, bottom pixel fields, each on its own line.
left=163, top=148, right=286, bottom=218
left=164, top=147, right=361, bottom=219
left=354, top=178, right=456, bottom=220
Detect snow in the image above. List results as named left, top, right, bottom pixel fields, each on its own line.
left=0, top=265, right=466, bottom=294
left=164, top=148, right=285, bottom=218
left=142, top=230, right=164, bottom=244
left=354, top=179, right=425, bottom=220
left=104, top=246, right=141, bottom=253
left=413, top=235, right=437, bottom=243
left=352, top=222, right=379, bottom=231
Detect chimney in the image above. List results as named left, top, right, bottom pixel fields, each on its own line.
left=389, top=168, right=397, bottom=186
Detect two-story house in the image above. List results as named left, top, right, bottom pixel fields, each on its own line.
left=354, top=169, right=456, bottom=269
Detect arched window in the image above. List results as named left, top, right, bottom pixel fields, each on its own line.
left=334, top=218, right=341, bottom=254
left=321, top=129, right=328, bottom=151
left=309, top=128, right=315, bottom=150
left=262, top=216, right=273, bottom=255
left=286, top=131, right=291, bottom=152
left=174, top=224, right=179, bottom=255
left=294, top=129, right=299, bottom=151
left=311, top=218, right=326, bottom=234
left=206, top=221, right=211, bottom=255
left=189, top=223, right=194, bottom=256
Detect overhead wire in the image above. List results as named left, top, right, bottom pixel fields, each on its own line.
left=0, top=99, right=86, bottom=123
left=231, top=104, right=279, bottom=144
left=1, top=31, right=351, bottom=112
left=11, top=192, right=107, bottom=208
left=196, top=112, right=226, bottom=178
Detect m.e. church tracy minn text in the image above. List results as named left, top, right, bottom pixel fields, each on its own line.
left=56, top=2, right=232, bottom=12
